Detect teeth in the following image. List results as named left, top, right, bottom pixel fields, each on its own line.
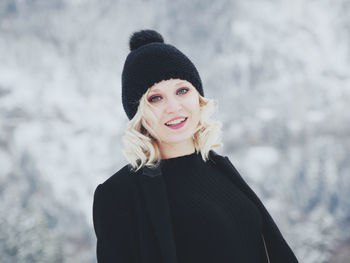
left=166, top=118, right=186, bottom=126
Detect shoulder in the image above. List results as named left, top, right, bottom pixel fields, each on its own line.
left=101, top=163, right=137, bottom=189
left=93, top=163, right=138, bottom=213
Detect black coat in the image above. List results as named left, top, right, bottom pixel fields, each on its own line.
left=92, top=150, right=299, bottom=263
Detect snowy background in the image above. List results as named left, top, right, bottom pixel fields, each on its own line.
left=1, top=0, right=350, bottom=262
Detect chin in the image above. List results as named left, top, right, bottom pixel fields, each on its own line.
left=162, top=133, right=195, bottom=144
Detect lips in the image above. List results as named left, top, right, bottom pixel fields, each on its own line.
left=165, top=117, right=188, bottom=129
left=164, top=116, right=187, bottom=126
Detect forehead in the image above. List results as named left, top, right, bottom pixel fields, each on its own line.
left=149, top=79, right=190, bottom=92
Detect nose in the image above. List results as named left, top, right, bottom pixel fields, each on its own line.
left=165, top=97, right=182, bottom=113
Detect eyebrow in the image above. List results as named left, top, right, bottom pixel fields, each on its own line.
left=150, top=81, right=187, bottom=93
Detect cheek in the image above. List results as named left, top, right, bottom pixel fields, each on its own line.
left=146, top=109, right=162, bottom=129
left=193, top=108, right=201, bottom=123
left=189, top=96, right=200, bottom=115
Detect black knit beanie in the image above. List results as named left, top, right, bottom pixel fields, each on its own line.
left=121, top=29, right=204, bottom=120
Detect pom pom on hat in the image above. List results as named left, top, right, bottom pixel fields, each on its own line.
left=129, top=29, right=164, bottom=51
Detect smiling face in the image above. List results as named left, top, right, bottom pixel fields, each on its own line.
left=144, top=78, right=201, bottom=158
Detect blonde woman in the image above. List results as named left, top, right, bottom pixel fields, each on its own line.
left=92, top=29, right=299, bottom=263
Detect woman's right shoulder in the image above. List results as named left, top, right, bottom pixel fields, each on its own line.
left=93, top=163, right=139, bottom=212
left=96, top=163, right=140, bottom=192
left=104, top=163, right=139, bottom=184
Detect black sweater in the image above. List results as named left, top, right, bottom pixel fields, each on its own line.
left=160, top=151, right=267, bottom=263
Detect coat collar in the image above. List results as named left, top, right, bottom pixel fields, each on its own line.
left=138, top=150, right=232, bottom=263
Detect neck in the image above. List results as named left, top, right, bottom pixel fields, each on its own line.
left=159, top=139, right=195, bottom=160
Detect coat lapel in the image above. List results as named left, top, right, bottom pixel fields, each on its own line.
left=139, top=165, right=178, bottom=263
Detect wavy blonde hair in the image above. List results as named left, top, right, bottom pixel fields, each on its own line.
left=122, top=86, right=223, bottom=172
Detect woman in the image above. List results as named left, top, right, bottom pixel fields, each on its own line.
left=92, top=29, right=299, bottom=263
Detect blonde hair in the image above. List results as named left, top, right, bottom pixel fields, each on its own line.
left=122, top=87, right=223, bottom=172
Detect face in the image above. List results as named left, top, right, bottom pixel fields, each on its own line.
left=144, top=78, right=201, bottom=149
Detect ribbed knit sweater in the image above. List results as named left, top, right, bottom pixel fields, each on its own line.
left=160, top=151, right=267, bottom=263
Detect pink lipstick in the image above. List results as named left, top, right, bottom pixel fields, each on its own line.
left=165, top=117, right=188, bottom=130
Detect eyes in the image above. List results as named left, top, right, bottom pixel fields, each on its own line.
left=148, top=88, right=189, bottom=103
